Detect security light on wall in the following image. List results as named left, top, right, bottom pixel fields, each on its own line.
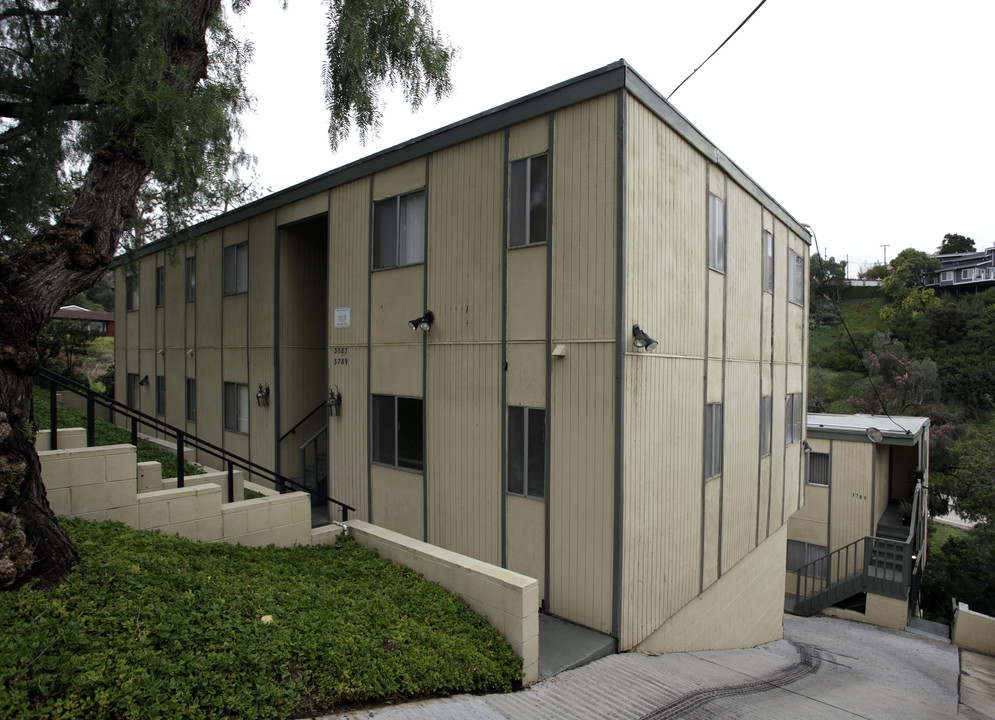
left=631, top=325, right=658, bottom=351
left=256, top=382, right=270, bottom=407
left=138, top=375, right=149, bottom=386
left=327, top=385, right=342, bottom=417
left=408, top=310, right=434, bottom=332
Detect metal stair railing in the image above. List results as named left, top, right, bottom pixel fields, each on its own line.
left=36, top=367, right=355, bottom=521
left=792, top=482, right=925, bottom=616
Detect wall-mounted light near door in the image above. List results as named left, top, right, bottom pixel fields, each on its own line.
left=408, top=310, right=434, bottom=332
left=328, top=385, right=342, bottom=417
left=631, top=325, right=658, bottom=351
left=138, top=375, right=149, bottom=386
left=256, top=382, right=270, bottom=407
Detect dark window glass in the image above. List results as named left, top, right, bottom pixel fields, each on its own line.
left=155, top=267, right=165, bottom=307
left=185, top=378, right=196, bottom=422
left=185, top=257, right=196, bottom=302
left=528, top=154, right=548, bottom=246
left=223, top=243, right=248, bottom=295
left=808, top=452, right=830, bottom=486
left=509, top=154, right=549, bottom=248
left=507, top=406, right=525, bottom=495
left=155, top=375, right=165, bottom=415
left=396, top=397, right=424, bottom=471
left=373, top=198, right=398, bottom=270
left=507, top=406, right=545, bottom=500
left=372, top=394, right=395, bottom=465
left=527, top=407, right=545, bottom=500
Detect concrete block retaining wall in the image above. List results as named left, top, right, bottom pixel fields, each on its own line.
left=953, top=602, right=995, bottom=657
left=341, top=520, right=540, bottom=686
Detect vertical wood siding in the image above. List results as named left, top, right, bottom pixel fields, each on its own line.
left=830, top=440, right=875, bottom=550
left=328, top=179, right=370, bottom=521
left=423, top=132, right=504, bottom=562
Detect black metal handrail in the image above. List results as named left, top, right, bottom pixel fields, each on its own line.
left=36, top=367, right=355, bottom=521
left=279, top=399, right=328, bottom=443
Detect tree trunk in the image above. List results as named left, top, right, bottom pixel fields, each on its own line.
left=0, top=0, right=222, bottom=589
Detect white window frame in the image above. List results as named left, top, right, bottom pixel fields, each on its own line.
left=223, top=242, right=248, bottom=295
left=223, top=382, right=249, bottom=434
left=507, top=405, right=546, bottom=500
left=707, top=194, right=726, bottom=272
left=787, top=539, right=828, bottom=575
left=185, top=257, right=196, bottom=302
left=785, top=392, right=803, bottom=445
left=155, top=375, right=166, bottom=416
left=760, top=395, right=772, bottom=456
left=154, top=266, right=165, bottom=307
left=807, top=451, right=830, bottom=486
left=961, top=268, right=974, bottom=281
left=762, top=230, right=774, bottom=293
left=185, top=378, right=196, bottom=423
left=125, top=275, right=139, bottom=312
left=939, top=270, right=953, bottom=282
left=508, top=154, right=549, bottom=248
left=788, top=248, right=804, bottom=305
left=373, top=190, right=426, bottom=270
left=704, top=402, right=723, bottom=479
left=371, top=394, right=424, bottom=472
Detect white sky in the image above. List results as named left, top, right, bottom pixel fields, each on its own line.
left=232, top=0, right=995, bottom=274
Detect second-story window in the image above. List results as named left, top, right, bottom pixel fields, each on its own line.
left=373, top=191, right=426, bottom=269
left=185, top=257, right=196, bottom=302
left=762, top=231, right=774, bottom=293
left=155, top=266, right=165, bottom=307
left=509, top=153, right=548, bottom=248
left=126, top=275, right=139, bottom=311
left=223, top=242, right=248, bottom=295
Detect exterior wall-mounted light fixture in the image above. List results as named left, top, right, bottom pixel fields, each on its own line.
left=138, top=375, right=150, bottom=386
left=328, top=385, right=342, bottom=417
left=256, top=382, right=270, bottom=407
left=408, top=310, right=434, bottom=332
left=632, top=325, right=658, bottom=351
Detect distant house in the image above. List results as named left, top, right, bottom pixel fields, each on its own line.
left=924, top=245, right=995, bottom=293
left=786, top=413, right=929, bottom=630
left=113, top=61, right=811, bottom=654
left=54, top=305, right=115, bottom=336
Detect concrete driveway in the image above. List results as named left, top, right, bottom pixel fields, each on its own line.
left=320, top=614, right=975, bottom=719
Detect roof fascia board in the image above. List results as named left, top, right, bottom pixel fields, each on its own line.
left=806, top=428, right=921, bottom=446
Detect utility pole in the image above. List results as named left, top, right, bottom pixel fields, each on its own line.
left=881, top=244, right=889, bottom=266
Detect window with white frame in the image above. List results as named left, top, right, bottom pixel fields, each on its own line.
left=788, top=248, right=804, bottom=305
left=785, top=392, right=803, bottom=445
left=939, top=270, right=953, bottom=282
left=125, top=275, right=139, bottom=311
left=155, top=266, right=165, bottom=307
left=961, top=268, right=975, bottom=281
left=762, top=231, right=774, bottom=293
left=807, top=451, right=830, bottom=486
left=185, top=378, right=196, bottom=423
left=371, top=394, right=424, bottom=471
left=223, top=242, right=248, bottom=295
left=707, top=194, right=726, bottom=272
left=786, top=539, right=828, bottom=576
left=223, top=382, right=249, bottom=433
left=155, top=375, right=165, bottom=416
left=509, top=154, right=549, bottom=248
left=185, top=257, right=196, bottom=302
left=373, top=191, right=426, bottom=269
left=760, top=395, right=772, bottom=456
left=126, top=373, right=139, bottom=409
left=704, top=402, right=723, bottom=479
left=507, top=406, right=546, bottom=500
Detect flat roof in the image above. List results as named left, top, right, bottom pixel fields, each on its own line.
left=119, top=60, right=811, bottom=264
left=808, top=413, right=929, bottom=446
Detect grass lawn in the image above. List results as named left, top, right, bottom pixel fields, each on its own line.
left=929, top=521, right=968, bottom=551
left=0, top=519, right=522, bottom=719
left=33, top=385, right=202, bottom=480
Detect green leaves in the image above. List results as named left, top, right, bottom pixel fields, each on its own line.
left=0, top=519, right=522, bottom=719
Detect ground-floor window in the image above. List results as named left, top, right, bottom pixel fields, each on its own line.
left=185, top=378, right=196, bottom=423
left=155, top=375, right=166, bottom=416
left=371, top=394, right=424, bottom=471
left=807, top=451, right=830, bottom=486
left=704, top=402, right=723, bottom=479
left=507, top=406, right=546, bottom=500
left=787, top=539, right=828, bottom=576
left=223, top=382, right=249, bottom=434
left=126, top=373, right=139, bottom=409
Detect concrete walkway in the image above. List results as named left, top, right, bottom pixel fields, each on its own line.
left=320, top=614, right=973, bottom=719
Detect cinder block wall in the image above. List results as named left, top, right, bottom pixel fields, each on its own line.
left=42, top=444, right=140, bottom=527
left=343, top=520, right=539, bottom=686
left=953, top=603, right=995, bottom=656
left=35, top=428, right=88, bottom=451
left=635, top=525, right=787, bottom=654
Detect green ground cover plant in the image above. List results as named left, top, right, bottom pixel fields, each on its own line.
left=32, top=386, right=202, bottom=480
left=0, top=519, right=522, bottom=719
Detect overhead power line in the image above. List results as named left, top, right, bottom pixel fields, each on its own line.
left=668, top=0, right=770, bottom=100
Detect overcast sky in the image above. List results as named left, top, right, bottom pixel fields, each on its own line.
left=232, top=0, right=994, bottom=274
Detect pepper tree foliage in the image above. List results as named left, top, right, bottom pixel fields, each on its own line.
left=937, top=233, right=976, bottom=255
left=0, top=0, right=454, bottom=589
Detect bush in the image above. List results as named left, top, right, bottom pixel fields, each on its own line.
left=0, top=519, right=522, bottom=719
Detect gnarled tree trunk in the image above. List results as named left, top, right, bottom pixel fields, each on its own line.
left=0, top=0, right=221, bottom=589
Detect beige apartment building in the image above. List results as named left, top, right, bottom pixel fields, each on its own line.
left=113, top=61, right=810, bottom=652
left=787, top=413, right=929, bottom=628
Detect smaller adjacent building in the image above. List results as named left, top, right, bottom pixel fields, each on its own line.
left=786, top=413, right=929, bottom=629
left=54, top=305, right=116, bottom=336
left=924, top=245, right=995, bottom=294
